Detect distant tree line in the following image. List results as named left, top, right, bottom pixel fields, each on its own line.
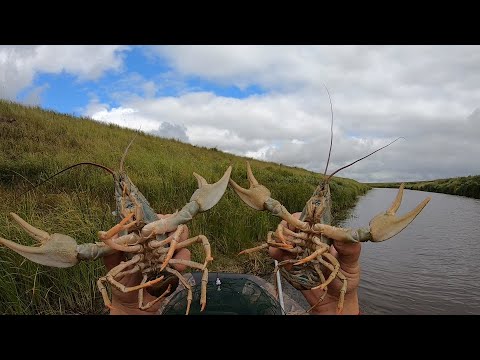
left=370, top=175, right=480, bottom=199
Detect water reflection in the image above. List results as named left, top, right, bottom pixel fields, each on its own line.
left=339, top=188, right=480, bottom=315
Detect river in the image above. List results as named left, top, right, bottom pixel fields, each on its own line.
left=339, top=188, right=480, bottom=315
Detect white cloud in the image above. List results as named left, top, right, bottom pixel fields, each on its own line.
left=88, top=40, right=480, bottom=181
left=0, top=45, right=130, bottom=101
left=82, top=94, right=110, bottom=117
left=152, top=122, right=188, bottom=142
left=5, top=45, right=477, bottom=183
left=89, top=105, right=160, bottom=132
left=87, top=91, right=334, bottom=156
left=92, top=106, right=138, bottom=122
left=245, top=146, right=276, bottom=160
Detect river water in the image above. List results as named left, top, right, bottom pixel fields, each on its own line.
left=339, top=188, right=480, bottom=315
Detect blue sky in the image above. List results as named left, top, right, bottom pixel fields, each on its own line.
left=15, top=46, right=266, bottom=116
left=1, top=45, right=479, bottom=182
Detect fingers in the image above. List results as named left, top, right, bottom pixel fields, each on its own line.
left=178, top=224, right=189, bottom=243
left=269, top=212, right=301, bottom=269
left=171, top=248, right=191, bottom=272
left=332, top=240, right=361, bottom=269
left=280, top=211, right=301, bottom=231
left=103, top=234, right=122, bottom=270
left=276, top=211, right=362, bottom=272
left=104, top=214, right=191, bottom=274
left=269, top=246, right=295, bottom=271
left=268, top=247, right=294, bottom=262
left=103, top=252, right=124, bottom=271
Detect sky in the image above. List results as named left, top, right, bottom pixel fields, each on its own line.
left=1, top=45, right=479, bottom=183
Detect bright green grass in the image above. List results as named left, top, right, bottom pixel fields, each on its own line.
left=0, top=100, right=370, bottom=314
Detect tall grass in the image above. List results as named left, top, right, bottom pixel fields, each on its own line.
left=0, top=100, right=370, bottom=314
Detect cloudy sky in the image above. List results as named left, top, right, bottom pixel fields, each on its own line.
left=1, top=45, right=479, bottom=182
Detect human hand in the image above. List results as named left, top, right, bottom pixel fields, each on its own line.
left=269, top=212, right=361, bottom=315
left=103, top=214, right=191, bottom=315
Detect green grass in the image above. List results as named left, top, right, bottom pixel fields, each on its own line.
left=368, top=175, right=480, bottom=199
left=0, top=99, right=370, bottom=314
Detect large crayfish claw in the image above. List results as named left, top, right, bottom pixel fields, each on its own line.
left=229, top=162, right=271, bottom=210
left=0, top=213, right=79, bottom=268
left=369, top=183, right=431, bottom=242
left=190, top=166, right=232, bottom=212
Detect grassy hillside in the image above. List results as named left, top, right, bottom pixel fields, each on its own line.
left=0, top=100, right=369, bottom=314
left=369, top=175, right=480, bottom=199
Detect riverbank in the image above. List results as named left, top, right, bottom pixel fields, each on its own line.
left=368, top=175, right=480, bottom=199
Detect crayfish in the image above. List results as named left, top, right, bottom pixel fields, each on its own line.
left=229, top=90, right=431, bottom=314
left=0, top=140, right=232, bottom=314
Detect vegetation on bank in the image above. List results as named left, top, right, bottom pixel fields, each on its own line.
left=369, top=175, right=480, bottom=199
left=0, top=100, right=369, bottom=314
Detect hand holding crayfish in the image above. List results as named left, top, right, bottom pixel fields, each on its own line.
left=270, top=213, right=361, bottom=315
left=230, top=90, right=431, bottom=314
left=0, top=140, right=233, bottom=315
left=104, top=214, right=191, bottom=315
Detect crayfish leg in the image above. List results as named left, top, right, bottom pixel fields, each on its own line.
left=165, top=267, right=193, bottom=315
